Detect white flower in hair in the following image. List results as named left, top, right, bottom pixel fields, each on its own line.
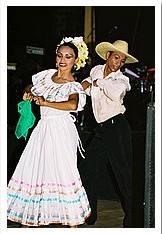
left=63, top=37, right=74, bottom=43
left=57, top=36, right=89, bottom=71
left=73, top=36, right=83, bottom=43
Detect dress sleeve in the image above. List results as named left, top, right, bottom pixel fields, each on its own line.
left=69, top=82, right=86, bottom=112
left=31, top=70, right=56, bottom=97
left=32, top=70, right=49, bottom=85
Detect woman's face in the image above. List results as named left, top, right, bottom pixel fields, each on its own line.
left=56, top=46, right=77, bottom=71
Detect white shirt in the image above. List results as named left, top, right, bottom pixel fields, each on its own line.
left=82, top=64, right=131, bottom=123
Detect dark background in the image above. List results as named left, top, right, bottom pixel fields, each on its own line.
left=7, top=6, right=155, bottom=128
left=7, top=6, right=155, bottom=67
left=7, top=6, right=155, bottom=227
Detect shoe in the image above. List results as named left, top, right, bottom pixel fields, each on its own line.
left=85, top=212, right=97, bottom=225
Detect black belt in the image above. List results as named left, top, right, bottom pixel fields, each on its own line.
left=99, top=114, right=123, bottom=127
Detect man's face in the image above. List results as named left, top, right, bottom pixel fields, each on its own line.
left=106, top=51, right=126, bottom=72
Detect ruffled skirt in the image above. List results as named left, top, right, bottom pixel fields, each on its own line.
left=7, top=114, right=91, bottom=226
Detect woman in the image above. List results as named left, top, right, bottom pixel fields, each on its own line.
left=7, top=37, right=91, bottom=228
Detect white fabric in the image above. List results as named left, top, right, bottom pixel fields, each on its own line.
left=7, top=69, right=90, bottom=226
left=82, top=65, right=131, bottom=123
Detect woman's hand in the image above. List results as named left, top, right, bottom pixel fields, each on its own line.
left=23, top=84, right=34, bottom=100
left=33, top=93, right=79, bottom=110
left=23, top=92, right=34, bottom=101
left=24, top=84, right=33, bottom=93
left=33, top=96, right=46, bottom=106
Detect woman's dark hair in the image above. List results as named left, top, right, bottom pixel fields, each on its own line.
left=56, top=42, right=78, bottom=59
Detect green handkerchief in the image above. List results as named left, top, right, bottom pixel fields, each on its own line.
left=15, top=100, right=36, bottom=140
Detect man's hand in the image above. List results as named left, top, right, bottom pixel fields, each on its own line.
left=93, top=80, right=98, bottom=87
left=81, top=81, right=91, bottom=90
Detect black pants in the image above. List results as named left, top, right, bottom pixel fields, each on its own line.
left=79, top=114, right=133, bottom=227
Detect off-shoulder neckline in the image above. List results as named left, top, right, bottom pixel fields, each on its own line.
left=50, top=71, right=76, bottom=85
left=50, top=78, right=77, bottom=85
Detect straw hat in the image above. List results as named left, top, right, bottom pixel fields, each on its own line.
left=95, top=40, right=138, bottom=64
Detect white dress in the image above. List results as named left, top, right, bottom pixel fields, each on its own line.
left=7, top=69, right=91, bottom=226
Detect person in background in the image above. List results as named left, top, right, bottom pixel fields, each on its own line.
left=7, top=36, right=91, bottom=228
left=79, top=40, right=138, bottom=227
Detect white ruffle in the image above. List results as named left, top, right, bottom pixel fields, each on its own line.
left=31, top=69, right=86, bottom=112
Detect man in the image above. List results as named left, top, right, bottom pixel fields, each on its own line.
left=79, top=40, right=138, bottom=227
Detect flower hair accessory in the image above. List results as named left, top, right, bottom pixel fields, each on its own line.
left=57, top=36, right=89, bottom=71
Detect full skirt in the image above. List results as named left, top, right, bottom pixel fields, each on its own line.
left=7, top=114, right=91, bottom=226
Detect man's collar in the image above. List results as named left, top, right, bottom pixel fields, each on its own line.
left=102, top=64, right=121, bottom=79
